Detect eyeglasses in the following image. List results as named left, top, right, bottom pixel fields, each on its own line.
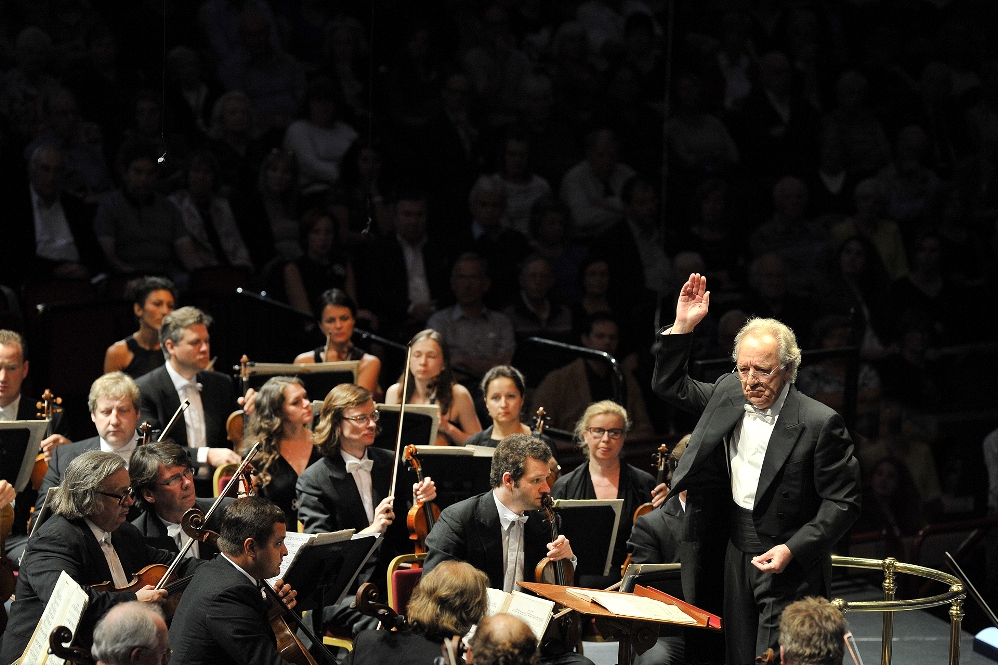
left=733, top=365, right=781, bottom=380
left=158, top=468, right=194, bottom=488
left=98, top=487, right=134, bottom=506
left=586, top=427, right=624, bottom=440
left=342, top=410, right=379, bottom=424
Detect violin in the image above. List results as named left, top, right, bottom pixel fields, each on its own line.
left=1, top=503, right=15, bottom=634
left=404, top=444, right=441, bottom=554
left=90, top=563, right=192, bottom=619
left=631, top=443, right=670, bottom=524
left=29, top=390, right=63, bottom=491
left=534, top=494, right=581, bottom=650
left=533, top=407, right=561, bottom=490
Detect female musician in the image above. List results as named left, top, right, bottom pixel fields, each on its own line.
left=242, top=376, right=322, bottom=531
left=103, top=276, right=176, bottom=379
left=464, top=366, right=541, bottom=448
left=384, top=330, right=480, bottom=446
left=343, top=561, right=488, bottom=665
left=551, top=400, right=665, bottom=581
left=294, top=288, right=380, bottom=393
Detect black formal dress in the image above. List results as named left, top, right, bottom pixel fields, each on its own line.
left=0, top=515, right=201, bottom=663
left=121, top=335, right=165, bottom=379
left=168, top=556, right=284, bottom=665
left=653, top=332, right=861, bottom=665
left=257, top=450, right=322, bottom=532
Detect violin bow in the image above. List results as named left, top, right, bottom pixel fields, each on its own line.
left=157, top=400, right=190, bottom=443
left=388, top=343, right=413, bottom=500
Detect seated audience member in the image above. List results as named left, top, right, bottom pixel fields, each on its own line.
left=890, top=231, right=967, bottom=347
left=228, top=146, right=300, bottom=269
left=163, top=46, right=223, bottom=143
left=552, top=401, right=664, bottom=584
left=778, top=597, right=847, bottom=665
left=135, top=307, right=241, bottom=473
left=282, top=76, right=358, bottom=195
left=35, top=372, right=144, bottom=514
left=242, top=376, right=321, bottom=531
left=331, top=139, right=393, bottom=247
left=168, top=497, right=298, bottom=665
left=426, top=253, right=516, bottom=377
left=2, top=451, right=203, bottom=663
left=830, top=178, right=909, bottom=281
left=0, top=330, right=70, bottom=546
left=802, top=128, right=858, bottom=218
left=462, top=4, right=531, bottom=126
left=503, top=255, right=572, bottom=343
left=168, top=149, right=254, bottom=271
left=740, top=253, right=818, bottom=348
left=7, top=143, right=103, bottom=283
left=569, top=258, right=615, bottom=341
left=822, top=71, right=891, bottom=180
left=467, top=174, right=532, bottom=309
left=665, top=71, right=740, bottom=174
left=876, top=316, right=943, bottom=410
left=423, top=434, right=592, bottom=665
left=283, top=209, right=357, bottom=317
left=344, top=560, right=489, bottom=665
left=293, top=288, right=380, bottom=392
left=496, top=131, right=552, bottom=237
left=878, top=124, right=941, bottom=228
left=676, top=177, right=745, bottom=295
left=356, top=191, right=452, bottom=340
left=560, top=129, right=636, bottom=240
left=851, top=456, right=923, bottom=557
left=0, top=26, right=60, bottom=142
left=129, top=441, right=226, bottom=559
left=385, top=329, right=481, bottom=446
left=104, top=277, right=176, bottom=379
left=528, top=196, right=585, bottom=304
left=467, top=614, right=539, bottom=665
left=94, top=141, right=198, bottom=275
left=531, top=312, right=655, bottom=437
left=92, top=602, right=170, bottom=665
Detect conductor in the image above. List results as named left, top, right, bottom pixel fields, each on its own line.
left=652, top=274, right=861, bottom=665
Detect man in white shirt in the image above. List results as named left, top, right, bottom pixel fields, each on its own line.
left=653, top=274, right=860, bottom=665
left=559, top=129, right=635, bottom=240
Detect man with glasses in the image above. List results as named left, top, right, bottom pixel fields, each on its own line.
left=92, top=602, right=171, bottom=665
left=652, top=274, right=860, bottom=665
left=1, top=451, right=203, bottom=663
left=129, top=441, right=229, bottom=559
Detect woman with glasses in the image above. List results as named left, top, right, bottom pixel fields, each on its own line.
left=242, top=376, right=322, bottom=531
left=550, top=400, right=664, bottom=583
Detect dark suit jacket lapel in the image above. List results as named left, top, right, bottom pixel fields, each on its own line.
left=154, top=368, right=188, bottom=447
left=75, top=518, right=115, bottom=583
left=755, top=387, right=805, bottom=506
left=328, top=455, right=372, bottom=529
left=670, top=383, right=744, bottom=494
left=134, top=510, right=178, bottom=553
left=473, top=493, right=505, bottom=587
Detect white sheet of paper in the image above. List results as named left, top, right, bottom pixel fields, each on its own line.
left=20, top=571, right=89, bottom=665
left=566, top=588, right=695, bottom=624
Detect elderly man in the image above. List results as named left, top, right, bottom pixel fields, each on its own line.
left=778, top=597, right=847, bottom=665
left=653, top=274, right=860, bottom=665
left=468, top=614, right=539, bottom=665
left=92, top=602, right=170, bottom=665
left=135, top=306, right=241, bottom=474
left=1, top=451, right=203, bottom=663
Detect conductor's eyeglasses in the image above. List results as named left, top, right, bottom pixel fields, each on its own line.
left=734, top=365, right=780, bottom=380
left=342, top=410, right=380, bottom=424
left=586, top=427, right=624, bottom=440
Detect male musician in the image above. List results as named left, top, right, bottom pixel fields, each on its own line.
left=35, top=372, right=144, bottom=515
left=778, top=597, right=847, bottom=665
left=1, top=451, right=203, bottom=664
left=467, top=614, right=539, bottom=665
left=168, top=497, right=298, bottom=665
left=0, top=329, right=70, bottom=549
left=653, top=274, right=861, bottom=665
left=129, top=442, right=228, bottom=559
left=423, top=434, right=592, bottom=665
left=135, top=306, right=241, bottom=475
left=92, top=602, right=170, bottom=665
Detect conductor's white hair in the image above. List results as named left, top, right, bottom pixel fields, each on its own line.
left=732, top=317, right=802, bottom=382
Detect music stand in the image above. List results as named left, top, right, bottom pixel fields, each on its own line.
left=410, top=445, right=495, bottom=509
left=239, top=359, right=359, bottom=400
left=552, top=499, right=622, bottom=577
left=372, top=404, right=440, bottom=452
left=0, top=420, right=48, bottom=492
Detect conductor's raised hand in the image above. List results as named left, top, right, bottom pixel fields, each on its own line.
left=672, top=273, right=710, bottom=335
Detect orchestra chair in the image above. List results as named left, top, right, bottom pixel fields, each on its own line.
left=213, top=463, right=239, bottom=497
left=386, top=552, right=427, bottom=616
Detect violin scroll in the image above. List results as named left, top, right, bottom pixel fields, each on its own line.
left=48, top=625, right=95, bottom=665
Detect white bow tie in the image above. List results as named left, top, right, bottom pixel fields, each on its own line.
left=503, top=514, right=530, bottom=530
left=345, top=459, right=374, bottom=474
left=182, top=381, right=202, bottom=393
left=744, top=403, right=774, bottom=423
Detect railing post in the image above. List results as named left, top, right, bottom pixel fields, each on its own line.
left=882, top=557, right=897, bottom=665
left=949, top=587, right=964, bottom=665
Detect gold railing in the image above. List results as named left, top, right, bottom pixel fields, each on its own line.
left=830, top=555, right=966, bottom=665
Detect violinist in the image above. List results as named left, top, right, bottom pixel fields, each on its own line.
left=103, top=276, right=175, bottom=379
left=1, top=451, right=204, bottom=664
left=423, top=434, right=593, bottom=665
left=168, top=497, right=298, bottom=665
left=550, top=401, right=666, bottom=585
left=384, top=329, right=481, bottom=445
left=293, top=288, right=381, bottom=393
left=129, top=442, right=228, bottom=559
left=242, top=376, right=322, bottom=532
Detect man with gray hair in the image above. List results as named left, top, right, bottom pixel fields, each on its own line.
left=136, top=306, right=241, bottom=479
left=92, top=602, right=170, bottom=665
left=652, top=274, right=860, bottom=665
left=467, top=614, right=539, bottom=665
left=2, top=451, right=202, bottom=664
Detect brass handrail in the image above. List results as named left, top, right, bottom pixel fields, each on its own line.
left=830, top=555, right=966, bottom=665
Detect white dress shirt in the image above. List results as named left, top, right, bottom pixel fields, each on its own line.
left=163, top=517, right=200, bottom=559
left=493, top=491, right=529, bottom=593
left=165, top=362, right=209, bottom=465
left=341, top=449, right=375, bottom=524
left=0, top=394, right=21, bottom=421
left=397, top=234, right=432, bottom=311
left=729, top=383, right=791, bottom=509
left=31, top=185, right=81, bottom=262
left=100, top=433, right=139, bottom=468
left=86, top=519, right=129, bottom=588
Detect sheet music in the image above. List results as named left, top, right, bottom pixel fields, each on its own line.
left=486, top=588, right=555, bottom=642
left=19, top=571, right=89, bottom=665
left=267, top=532, right=314, bottom=586
left=566, top=588, right=696, bottom=624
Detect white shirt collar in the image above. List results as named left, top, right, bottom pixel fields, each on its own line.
left=221, top=553, right=260, bottom=585
left=0, top=394, right=21, bottom=421
left=85, top=518, right=113, bottom=544
left=164, top=360, right=199, bottom=392
left=100, top=433, right=139, bottom=461
left=340, top=448, right=369, bottom=465
left=492, top=490, right=526, bottom=531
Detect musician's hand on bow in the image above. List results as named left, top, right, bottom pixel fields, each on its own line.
left=752, top=544, right=793, bottom=573
left=0, top=480, right=15, bottom=506
left=650, top=482, right=668, bottom=508
left=238, top=388, right=257, bottom=416
left=546, top=535, right=574, bottom=562
left=361, top=496, right=395, bottom=534
left=136, top=586, right=168, bottom=603
left=40, top=433, right=71, bottom=461
left=671, top=273, right=709, bottom=335
left=413, top=477, right=436, bottom=504
left=207, top=447, right=241, bottom=467
left=273, top=579, right=297, bottom=610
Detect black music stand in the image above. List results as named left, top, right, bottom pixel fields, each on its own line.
left=239, top=360, right=359, bottom=401
left=372, top=404, right=439, bottom=452
left=0, top=421, right=48, bottom=492
left=553, top=499, right=622, bottom=581
left=410, top=445, right=496, bottom=509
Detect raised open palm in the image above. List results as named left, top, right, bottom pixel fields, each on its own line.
left=673, top=273, right=710, bottom=334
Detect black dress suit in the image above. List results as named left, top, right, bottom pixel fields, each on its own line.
left=33, top=436, right=100, bottom=514
left=342, top=628, right=443, bottom=665
left=626, top=496, right=683, bottom=566
left=652, top=332, right=860, bottom=664
left=168, top=556, right=284, bottom=665
left=131, top=497, right=227, bottom=559
left=135, top=365, right=235, bottom=451
left=0, top=515, right=201, bottom=664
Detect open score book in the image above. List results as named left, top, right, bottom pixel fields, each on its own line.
left=565, top=588, right=696, bottom=624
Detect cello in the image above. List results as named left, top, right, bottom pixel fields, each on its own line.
left=534, top=493, right=581, bottom=650
left=404, top=445, right=440, bottom=554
